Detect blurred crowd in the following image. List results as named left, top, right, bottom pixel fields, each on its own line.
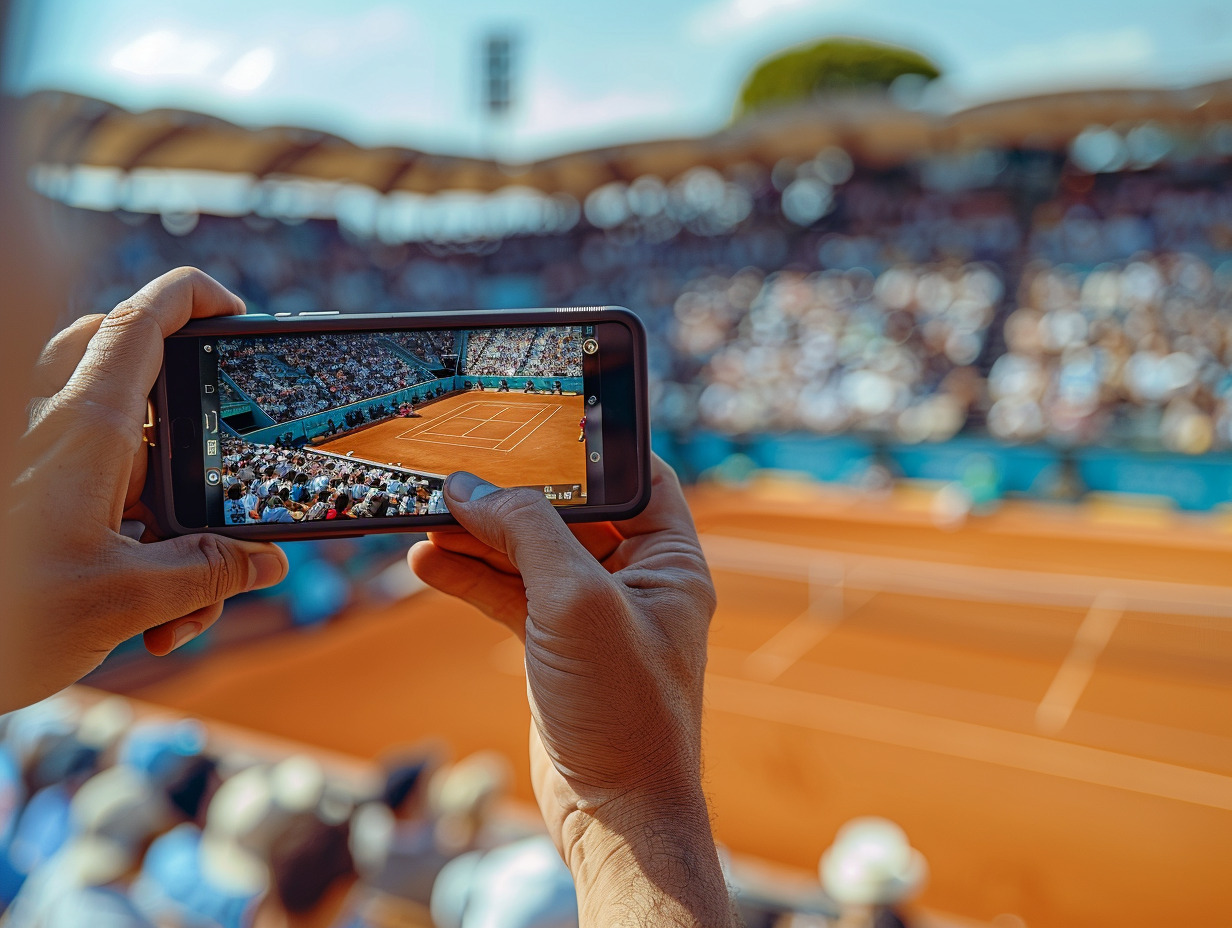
left=74, top=152, right=1232, bottom=453
left=0, top=693, right=927, bottom=928
left=220, top=439, right=446, bottom=526
left=461, top=327, right=582, bottom=379
left=219, top=336, right=432, bottom=425
left=0, top=691, right=531, bottom=928
left=674, top=264, right=992, bottom=439
left=988, top=254, right=1232, bottom=452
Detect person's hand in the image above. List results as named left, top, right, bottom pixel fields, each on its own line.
left=2, top=268, right=289, bottom=712
left=410, top=456, right=735, bottom=926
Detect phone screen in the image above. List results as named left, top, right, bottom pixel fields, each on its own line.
left=196, top=324, right=600, bottom=527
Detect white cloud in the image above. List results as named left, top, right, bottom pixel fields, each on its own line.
left=525, top=85, right=677, bottom=135
left=960, top=26, right=1158, bottom=98
left=221, top=47, right=276, bottom=94
left=298, top=3, right=420, bottom=57
left=688, top=0, right=853, bottom=43
left=110, top=29, right=221, bottom=78
left=506, top=74, right=683, bottom=159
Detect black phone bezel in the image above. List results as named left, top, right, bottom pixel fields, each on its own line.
left=151, top=306, right=649, bottom=540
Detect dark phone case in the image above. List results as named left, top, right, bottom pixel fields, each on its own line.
left=149, top=307, right=650, bottom=541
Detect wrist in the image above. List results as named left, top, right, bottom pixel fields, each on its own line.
left=564, top=789, right=735, bottom=927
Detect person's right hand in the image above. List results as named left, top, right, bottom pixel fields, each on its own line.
left=410, top=456, right=735, bottom=926
left=2, top=268, right=289, bottom=713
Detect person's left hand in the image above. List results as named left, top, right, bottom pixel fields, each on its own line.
left=2, top=268, right=289, bottom=712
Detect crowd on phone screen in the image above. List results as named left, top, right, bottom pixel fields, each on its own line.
left=462, top=327, right=583, bottom=378
left=218, top=335, right=433, bottom=425
left=218, top=326, right=581, bottom=432
left=387, top=330, right=457, bottom=366
left=75, top=151, right=1232, bottom=452
left=219, top=440, right=446, bottom=526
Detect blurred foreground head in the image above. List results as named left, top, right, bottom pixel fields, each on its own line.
left=0, top=0, right=66, bottom=477
left=0, top=1, right=80, bottom=708
left=821, top=817, right=928, bottom=908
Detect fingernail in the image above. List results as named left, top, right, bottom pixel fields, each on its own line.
left=248, top=551, right=285, bottom=591
left=170, top=621, right=203, bottom=652
left=444, top=472, right=500, bottom=502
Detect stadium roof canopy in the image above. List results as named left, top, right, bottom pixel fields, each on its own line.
left=21, top=78, right=1232, bottom=199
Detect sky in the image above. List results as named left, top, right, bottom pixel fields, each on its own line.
left=5, top=0, right=1232, bottom=162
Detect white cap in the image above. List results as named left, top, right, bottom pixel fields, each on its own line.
left=71, top=766, right=170, bottom=851
left=200, top=833, right=269, bottom=896
left=349, top=802, right=394, bottom=880
left=76, top=698, right=134, bottom=753
left=432, top=837, right=577, bottom=928
left=270, top=755, right=326, bottom=814
left=820, top=817, right=927, bottom=906
left=206, top=765, right=274, bottom=842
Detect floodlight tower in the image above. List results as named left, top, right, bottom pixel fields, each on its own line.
left=481, top=30, right=517, bottom=163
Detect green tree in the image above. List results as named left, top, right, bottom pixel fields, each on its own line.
left=736, top=38, right=941, bottom=118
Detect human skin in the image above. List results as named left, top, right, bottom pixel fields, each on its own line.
left=410, top=459, right=740, bottom=927
left=1, top=267, right=290, bottom=712
left=1, top=63, right=735, bottom=924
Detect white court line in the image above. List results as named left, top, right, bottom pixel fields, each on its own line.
left=396, top=401, right=509, bottom=439
left=463, top=411, right=519, bottom=438
left=396, top=402, right=536, bottom=441
left=742, top=579, right=880, bottom=684
left=394, top=401, right=522, bottom=440
left=390, top=400, right=566, bottom=453
left=706, top=673, right=1232, bottom=812
left=402, top=434, right=507, bottom=450
left=404, top=404, right=559, bottom=454
left=495, top=405, right=560, bottom=452
left=461, top=407, right=530, bottom=437
left=699, top=534, right=1232, bottom=622
left=1035, top=592, right=1123, bottom=735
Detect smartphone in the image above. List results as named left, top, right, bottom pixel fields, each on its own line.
left=149, top=307, right=649, bottom=539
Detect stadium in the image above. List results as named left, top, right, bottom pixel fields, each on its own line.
left=2, top=4, right=1232, bottom=928
left=215, top=326, right=588, bottom=524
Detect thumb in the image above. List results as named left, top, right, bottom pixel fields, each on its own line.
left=442, top=472, right=603, bottom=591
left=114, top=534, right=288, bottom=637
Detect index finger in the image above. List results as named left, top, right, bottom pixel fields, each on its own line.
left=64, top=267, right=245, bottom=430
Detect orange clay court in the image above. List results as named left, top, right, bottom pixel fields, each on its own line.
left=128, top=481, right=1232, bottom=928
left=314, top=391, right=587, bottom=490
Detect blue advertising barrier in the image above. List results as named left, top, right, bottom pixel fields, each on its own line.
left=652, top=431, right=1232, bottom=511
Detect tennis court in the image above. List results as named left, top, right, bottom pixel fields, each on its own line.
left=313, top=391, right=587, bottom=488
left=129, top=483, right=1232, bottom=927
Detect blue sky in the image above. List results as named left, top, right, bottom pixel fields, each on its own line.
left=6, top=0, right=1232, bottom=161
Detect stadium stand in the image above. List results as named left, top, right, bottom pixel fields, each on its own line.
left=219, top=335, right=433, bottom=425
left=72, top=153, right=1232, bottom=460
left=218, top=438, right=446, bottom=526
left=460, top=327, right=583, bottom=378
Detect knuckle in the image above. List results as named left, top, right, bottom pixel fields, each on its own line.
left=41, top=391, right=140, bottom=441
left=170, top=265, right=208, bottom=283
left=191, top=534, right=244, bottom=604
left=488, top=487, right=551, bottom=524
left=167, top=266, right=212, bottom=294
left=69, top=312, right=107, bottom=334
left=103, top=297, right=160, bottom=337
left=44, top=314, right=102, bottom=353
left=558, top=570, right=619, bottom=620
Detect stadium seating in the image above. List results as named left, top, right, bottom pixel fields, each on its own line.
left=75, top=156, right=1232, bottom=457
